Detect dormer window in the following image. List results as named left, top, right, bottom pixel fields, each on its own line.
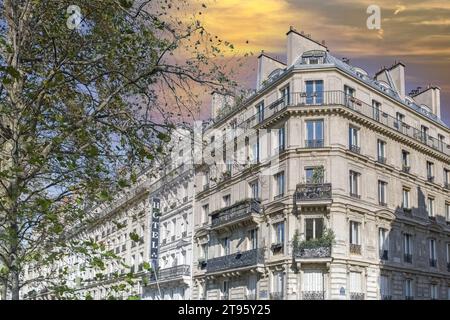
left=301, top=50, right=326, bottom=65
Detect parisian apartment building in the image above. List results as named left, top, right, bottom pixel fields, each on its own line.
left=19, top=27, right=450, bottom=300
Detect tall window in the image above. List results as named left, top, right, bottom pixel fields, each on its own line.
left=275, top=172, right=285, bottom=198
left=402, top=188, right=410, bottom=209
left=344, top=85, right=355, bottom=107
left=446, top=203, right=450, bottom=222
left=274, top=222, right=285, bottom=245
left=379, top=228, right=389, bottom=260
left=223, top=194, right=231, bottom=207
left=272, top=272, right=284, bottom=297
left=405, top=279, right=413, bottom=299
left=201, top=204, right=209, bottom=224
left=252, top=135, right=260, bottom=163
left=401, top=150, right=410, bottom=172
left=278, top=126, right=286, bottom=151
left=305, top=166, right=324, bottom=184
left=396, top=112, right=405, bottom=129
left=377, top=140, right=386, bottom=163
left=305, top=80, right=324, bottom=104
left=249, top=229, right=258, bottom=250
left=427, top=197, right=435, bottom=218
left=421, top=125, right=429, bottom=141
left=349, top=126, right=360, bottom=152
left=222, top=280, right=229, bottom=298
left=349, top=170, right=360, bottom=197
left=256, top=101, right=264, bottom=123
left=250, top=181, right=259, bottom=200
left=430, top=284, right=438, bottom=300
left=200, top=243, right=208, bottom=260
left=305, top=218, right=324, bottom=241
left=305, top=120, right=324, bottom=148
left=349, top=221, right=361, bottom=245
left=349, top=272, right=363, bottom=299
left=447, top=243, right=450, bottom=265
left=222, top=237, right=230, bottom=256
left=403, top=233, right=413, bottom=263
left=380, top=275, right=390, bottom=300
left=429, top=239, right=437, bottom=267
left=372, top=100, right=381, bottom=121
left=378, top=180, right=387, bottom=206
left=438, top=134, right=445, bottom=152
left=444, top=169, right=449, bottom=188
left=426, top=161, right=434, bottom=181
left=280, top=85, right=290, bottom=106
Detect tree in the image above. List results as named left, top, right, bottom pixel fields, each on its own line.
left=0, top=0, right=236, bottom=299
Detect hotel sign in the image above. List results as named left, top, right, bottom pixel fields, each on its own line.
left=150, top=198, right=161, bottom=264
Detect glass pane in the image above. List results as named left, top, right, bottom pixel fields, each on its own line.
left=316, top=219, right=323, bottom=238
left=305, top=219, right=314, bottom=240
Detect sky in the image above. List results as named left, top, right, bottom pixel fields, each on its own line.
left=193, top=0, right=450, bottom=126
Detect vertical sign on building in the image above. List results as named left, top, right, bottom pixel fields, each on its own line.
left=150, top=198, right=161, bottom=269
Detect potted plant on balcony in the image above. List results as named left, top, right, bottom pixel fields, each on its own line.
left=293, top=228, right=335, bottom=258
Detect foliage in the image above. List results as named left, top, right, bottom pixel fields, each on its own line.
left=293, top=228, right=335, bottom=251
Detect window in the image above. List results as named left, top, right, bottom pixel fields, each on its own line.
left=305, top=120, right=324, bottom=148
left=250, top=181, right=259, bottom=200
left=274, top=222, right=285, bottom=245
left=302, top=271, right=324, bottom=298
left=256, top=101, right=264, bottom=123
left=349, top=170, right=360, bottom=197
left=249, top=229, right=258, bottom=250
left=380, top=275, right=390, bottom=300
left=427, top=197, right=435, bottom=218
left=344, top=85, right=355, bottom=107
left=403, top=233, right=413, bottom=263
left=272, top=272, right=284, bottom=298
left=421, top=125, right=429, bottom=141
left=405, top=279, right=413, bottom=299
left=201, top=204, right=209, bottom=224
left=378, top=180, right=387, bottom=206
left=401, top=150, right=410, bottom=172
left=277, top=126, right=285, bottom=151
left=222, top=237, right=230, bottom=256
left=305, top=80, right=324, bottom=104
left=349, top=221, right=361, bottom=245
left=444, top=169, right=449, bottom=188
left=430, top=284, right=438, bottom=300
left=305, top=218, right=324, bottom=241
left=274, top=172, right=285, bottom=198
left=402, top=188, right=410, bottom=209
left=377, top=140, right=386, bottom=163
left=426, top=161, right=434, bottom=181
left=280, top=85, right=290, bottom=106
left=446, top=203, right=450, bottom=222
left=349, top=126, right=360, bottom=152
left=372, top=100, right=381, bottom=121
left=447, top=243, right=450, bottom=265
left=221, top=280, right=229, bottom=299
left=200, top=243, right=208, bottom=260
left=223, top=195, right=231, bottom=207
left=396, top=112, right=405, bottom=129
left=305, top=166, right=324, bottom=184
left=349, top=272, right=363, bottom=299
left=379, top=228, right=389, bottom=260
left=438, top=134, right=445, bottom=152
left=429, top=239, right=437, bottom=267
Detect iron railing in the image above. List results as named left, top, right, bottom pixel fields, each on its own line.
left=404, top=253, right=413, bottom=263
left=350, top=292, right=365, bottom=300
left=302, top=291, right=325, bottom=300
left=380, top=250, right=389, bottom=261
left=295, top=183, right=332, bottom=201
left=270, top=292, right=284, bottom=300
left=211, top=199, right=261, bottom=228
left=350, top=244, right=361, bottom=255
left=149, top=265, right=190, bottom=282
left=305, top=139, right=324, bottom=148
left=294, top=246, right=331, bottom=259
left=206, top=248, right=265, bottom=273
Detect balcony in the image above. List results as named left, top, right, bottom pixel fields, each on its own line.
left=273, top=193, right=284, bottom=201
left=377, top=156, right=387, bottom=164
left=404, top=253, right=413, bottom=263
left=403, top=207, right=412, bottom=215
left=302, top=291, right=325, bottom=300
left=294, top=246, right=331, bottom=260
left=305, top=139, right=324, bottom=148
left=295, top=183, right=332, bottom=202
left=349, top=145, right=361, bottom=154
left=270, top=292, right=284, bottom=300
left=350, top=292, right=365, bottom=300
left=382, top=295, right=392, bottom=300
left=379, top=201, right=387, bottom=207
left=350, top=244, right=361, bottom=255
left=271, top=242, right=284, bottom=254
left=429, top=258, right=437, bottom=268
left=210, top=199, right=261, bottom=229
left=445, top=182, right=449, bottom=190
left=402, top=165, right=411, bottom=174
left=429, top=215, right=436, bottom=222
left=380, top=250, right=389, bottom=261
left=427, top=176, right=435, bottom=183
left=149, top=265, right=190, bottom=282
left=205, top=248, right=265, bottom=273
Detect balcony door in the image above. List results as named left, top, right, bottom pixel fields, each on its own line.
left=305, top=120, right=324, bottom=148
left=305, top=80, right=323, bottom=105
left=302, top=271, right=324, bottom=300
left=247, top=275, right=257, bottom=299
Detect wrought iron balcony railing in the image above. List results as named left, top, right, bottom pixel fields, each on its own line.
left=350, top=192, right=361, bottom=199
left=270, top=292, right=284, bottom=300
left=305, top=139, right=324, bottom=148
left=294, top=246, right=331, bottom=259
left=210, top=199, right=261, bottom=228
left=350, top=292, right=365, bottom=300
left=349, top=145, right=361, bottom=154
left=274, top=193, right=284, bottom=200
left=149, top=265, right=190, bottom=282
left=350, top=244, right=361, bottom=255
left=402, top=165, right=411, bottom=174
left=377, top=156, right=387, bottom=164
left=295, top=183, right=332, bottom=202
left=380, top=250, right=389, bottom=261
left=429, top=258, right=437, bottom=268
left=205, top=248, right=265, bottom=273
left=445, top=183, right=450, bottom=190
left=382, top=295, right=392, bottom=300
left=302, top=291, right=325, bottom=300
left=239, top=91, right=449, bottom=156
left=427, top=175, right=435, bottom=183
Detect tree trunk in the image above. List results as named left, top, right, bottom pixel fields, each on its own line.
left=11, top=270, right=19, bottom=300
